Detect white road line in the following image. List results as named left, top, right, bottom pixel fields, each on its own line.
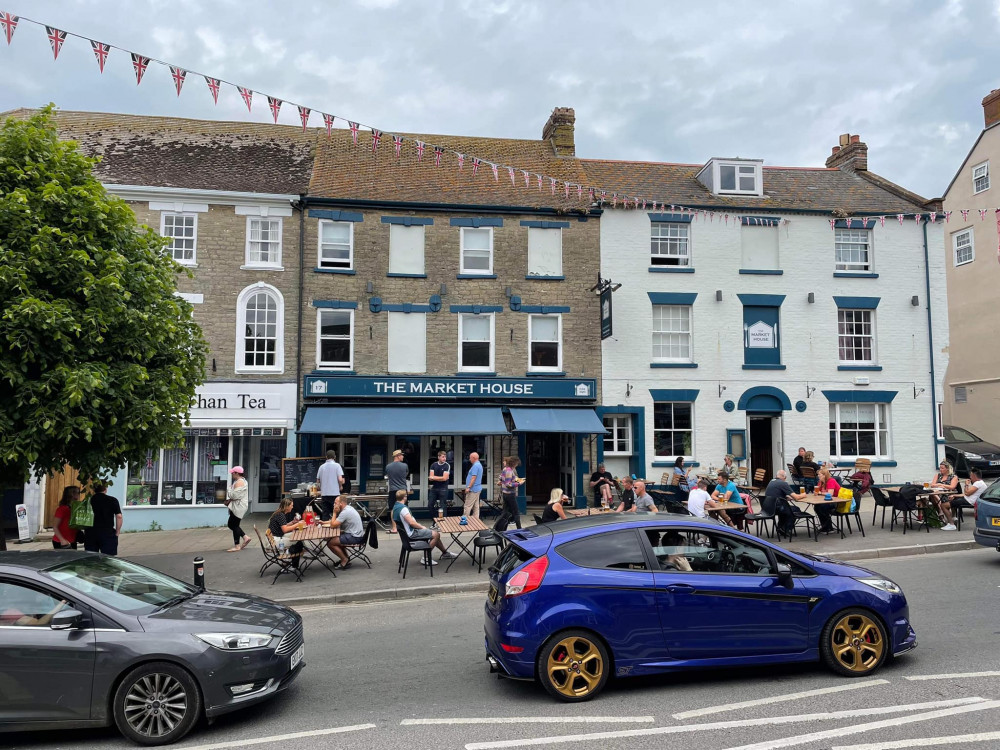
left=904, top=671, right=1000, bottom=681
left=174, top=724, right=376, bottom=750
left=404, top=716, right=654, bottom=725
left=716, top=700, right=1000, bottom=750
left=672, top=679, right=888, bottom=719
left=462, top=698, right=985, bottom=750
left=832, top=730, right=1000, bottom=749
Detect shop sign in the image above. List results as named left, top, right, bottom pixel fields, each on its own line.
left=191, top=383, right=297, bottom=419
left=15, top=504, right=31, bottom=542
left=306, top=375, right=596, bottom=401
left=600, top=287, right=613, bottom=340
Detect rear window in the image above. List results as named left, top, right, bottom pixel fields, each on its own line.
left=945, top=426, right=981, bottom=442
left=491, top=543, right=533, bottom=578
left=557, top=529, right=648, bottom=571
left=981, top=482, right=1000, bottom=502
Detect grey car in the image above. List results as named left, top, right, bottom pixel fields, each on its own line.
left=0, top=551, right=304, bottom=745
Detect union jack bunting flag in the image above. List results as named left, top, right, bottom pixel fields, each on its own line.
left=980, top=209, right=989, bottom=220
left=961, top=209, right=970, bottom=221
left=456, top=153, right=465, bottom=170
left=641, top=199, right=647, bottom=210
left=564, top=183, right=570, bottom=198
left=170, top=66, right=186, bottom=96
left=205, top=76, right=220, bottom=104
left=0, top=12, right=17, bottom=45
left=549, top=177, right=556, bottom=194
left=371, top=129, right=382, bottom=153
left=322, top=113, right=334, bottom=136
left=600, top=191, right=607, bottom=203
left=878, top=216, right=886, bottom=227
left=589, top=188, right=595, bottom=201
left=471, top=157, right=480, bottom=176
left=577, top=184, right=583, bottom=199
left=46, top=26, right=66, bottom=59
left=237, top=86, right=253, bottom=111
left=536, top=174, right=543, bottom=190
left=522, top=170, right=530, bottom=187
left=490, top=163, right=499, bottom=181
left=393, top=135, right=403, bottom=158
left=508, top=166, right=516, bottom=185
left=131, top=53, right=150, bottom=85
left=897, top=214, right=905, bottom=225
left=415, top=140, right=426, bottom=161
left=944, top=211, right=952, bottom=223
left=914, top=214, right=922, bottom=224
left=612, top=194, right=618, bottom=207
left=348, top=122, right=359, bottom=146
left=433, top=146, right=444, bottom=166
left=297, top=106, right=311, bottom=131
left=929, top=212, right=937, bottom=223
left=829, top=219, right=836, bottom=229
left=267, top=96, right=282, bottom=123
left=846, top=218, right=853, bottom=228
left=91, top=40, right=110, bottom=72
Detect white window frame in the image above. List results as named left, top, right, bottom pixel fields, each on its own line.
left=837, top=308, right=876, bottom=365
left=937, top=404, right=944, bottom=440
left=460, top=227, right=494, bottom=275
left=317, top=220, right=354, bottom=270
left=387, top=311, right=427, bottom=374
left=973, top=161, right=990, bottom=194
left=458, top=313, right=495, bottom=372
left=243, top=216, right=283, bottom=269
left=527, top=313, right=562, bottom=373
left=388, top=224, right=426, bottom=275
left=602, top=414, right=632, bottom=456
left=829, top=402, right=891, bottom=460
left=160, top=212, right=198, bottom=265
left=651, top=304, right=693, bottom=363
left=716, top=161, right=761, bottom=195
left=834, top=228, right=872, bottom=272
left=650, top=222, right=691, bottom=266
left=526, top=226, right=563, bottom=277
left=652, top=401, right=694, bottom=461
left=235, top=283, right=284, bottom=374
left=316, top=308, right=354, bottom=370
left=953, top=228, right=974, bottom=266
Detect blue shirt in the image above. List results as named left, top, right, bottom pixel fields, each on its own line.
left=673, top=466, right=690, bottom=491
left=715, top=481, right=744, bottom=505
left=466, top=461, right=483, bottom=492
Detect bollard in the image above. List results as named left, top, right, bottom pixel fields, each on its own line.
left=193, top=556, right=205, bottom=589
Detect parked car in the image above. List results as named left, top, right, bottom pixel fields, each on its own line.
left=973, top=478, right=1000, bottom=552
left=0, top=552, right=304, bottom=745
left=943, top=425, right=1000, bottom=478
left=485, top=515, right=915, bottom=701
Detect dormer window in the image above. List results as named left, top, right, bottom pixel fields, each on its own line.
left=697, top=159, right=764, bottom=197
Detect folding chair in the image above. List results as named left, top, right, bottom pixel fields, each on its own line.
left=474, top=512, right=512, bottom=573
left=397, top=524, right=433, bottom=579
left=263, top=528, right=303, bottom=584
left=343, top=522, right=377, bottom=569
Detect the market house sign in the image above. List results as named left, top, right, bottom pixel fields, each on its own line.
left=305, top=376, right=596, bottom=401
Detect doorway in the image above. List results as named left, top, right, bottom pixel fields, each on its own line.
left=748, top=415, right=781, bottom=486
left=525, top=434, right=560, bottom=506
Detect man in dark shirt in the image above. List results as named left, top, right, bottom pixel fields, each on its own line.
left=589, top=463, right=614, bottom=507
left=84, top=482, right=123, bottom=556
left=763, top=469, right=808, bottom=538
left=615, top=477, right=636, bottom=512
left=427, top=451, right=451, bottom=516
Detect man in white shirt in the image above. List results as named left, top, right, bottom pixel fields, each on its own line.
left=686, top=478, right=714, bottom=518
left=316, top=450, right=345, bottom=521
left=946, top=467, right=988, bottom=530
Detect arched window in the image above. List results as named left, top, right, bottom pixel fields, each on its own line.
left=236, top=284, right=284, bottom=373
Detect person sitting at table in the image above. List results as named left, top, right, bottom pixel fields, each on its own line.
left=631, top=480, right=658, bottom=513
left=798, top=451, right=821, bottom=492
left=672, top=457, right=691, bottom=499
left=589, top=463, right=615, bottom=508
left=323, top=495, right=365, bottom=570
left=540, top=488, right=571, bottom=522
left=764, top=470, right=809, bottom=539
left=949, top=467, right=987, bottom=519
left=268, top=498, right=304, bottom=565
left=392, top=490, right=457, bottom=565
left=615, top=477, right=637, bottom=512
left=712, top=471, right=744, bottom=527
left=721, top=454, right=739, bottom=478
left=792, top=446, right=807, bottom=479
left=658, top=530, right=693, bottom=571
left=813, top=466, right=841, bottom=534
left=690, top=478, right=734, bottom=526
left=928, top=461, right=959, bottom=531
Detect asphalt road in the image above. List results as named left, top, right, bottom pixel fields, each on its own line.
left=5, top=549, right=1000, bottom=750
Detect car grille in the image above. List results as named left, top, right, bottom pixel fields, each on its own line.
left=275, top=620, right=303, bottom=655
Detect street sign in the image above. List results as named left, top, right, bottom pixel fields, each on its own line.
left=600, top=287, right=613, bottom=340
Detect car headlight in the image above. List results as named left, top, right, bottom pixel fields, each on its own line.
left=856, top=577, right=902, bottom=595
left=194, top=633, right=274, bottom=650
left=962, top=450, right=984, bottom=460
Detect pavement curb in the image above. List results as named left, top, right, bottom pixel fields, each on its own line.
left=797, top=539, right=980, bottom=561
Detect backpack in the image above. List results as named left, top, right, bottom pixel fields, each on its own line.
left=898, top=483, right=921, bottom=509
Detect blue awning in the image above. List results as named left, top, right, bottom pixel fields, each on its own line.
left=299, top=406, right=508, bottom=435
left=508, top=408, right=606, bottom=434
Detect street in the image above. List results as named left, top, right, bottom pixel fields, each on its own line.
left=4, top=548, right=999, bottom=750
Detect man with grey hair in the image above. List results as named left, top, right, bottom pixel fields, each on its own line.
left=464, top=451, right=484, bottom=520
left=632, top=480, right=658, bottom=512
left=764, top=469, right=808, bottom=538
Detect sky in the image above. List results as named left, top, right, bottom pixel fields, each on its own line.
left=1, top=0, right=997, bottom=199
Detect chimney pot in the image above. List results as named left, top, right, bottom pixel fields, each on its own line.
left=839, top=133, right=851, bottom=147
left=850, top=135, right=860, bottom=144
left=542, top=106, right=576, bottom=157
left=983, top=88, right=1000, bottom=128
left=826, top=134, right=868, bottom=172
left=831, top=146, right=841, bottom=155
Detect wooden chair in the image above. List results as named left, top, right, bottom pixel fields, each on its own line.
left=743, top=468, right=766, bottom=503
left=261, top=527, right=303, bottom=584
left=798, top=465, right=818, bottom=492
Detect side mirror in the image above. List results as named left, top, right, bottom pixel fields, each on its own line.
left=50, top=608, right=84, bottom=630
left=776, top=562, right=794, bottom=589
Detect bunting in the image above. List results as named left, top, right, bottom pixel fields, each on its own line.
left=521, top=170, right=530, bottom=188
left=237, top=86, right=253, bottom=111
left=550, top=177, right=556, bottom=194
left=130, top=53, right=149, bottom=85
left=323, top=113, right=335, bottom=136
left=348, top=121, right=359, bottom=146
left=370, top=128, right=382, bottom=154
left=456, top=153, right=465, bottom=170
left=267, top=96, right=282, bottom=123
left=471, top=157, right=481, bottom=176
left=415, top=140, right=426, bottom=162
left=508, top=166, right=516, bottom=186
left=490, top=162, right=499, bottom=181
left=169, top=66, right=186, bottom=96
left=393, top=134, right=403, bottom=158
left=297, top=105, right=310, bottom=131
left=90, top=40, right=109, bottom=72
left=0, top=12, right=16, bottom=45
left=433, top=146, right=444, bottom=166
left=205, top=76, right=220, bottom=104
left=45, top=25, right=65, bottom=59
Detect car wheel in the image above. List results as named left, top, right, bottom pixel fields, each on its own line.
left=820, top=609, right=888, bottom=677
left=538, top=629, right=610, bottom=702
left=113, top=662, right=202, bottom=746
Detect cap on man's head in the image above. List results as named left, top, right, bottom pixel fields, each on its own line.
left=229, top=466, right=244, bottom=475
left=392, top=449, right=403, bottom=458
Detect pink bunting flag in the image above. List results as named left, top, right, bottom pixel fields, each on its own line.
left=490, top=163, right=499, bottom=181
left=577, top=184, right=583, bottom=199
left=433, top=146, right=444, bottom=166
left=507, top=166, right=515, bottom=186
left=238, top=86, right=253, bottom=111
left=0, top=13, right=18, bottom=45
left=348, top=122, right=359, bottom=146
left=370, top=129, right=382, bottom=154
left=267, top=96, right=282, bottom=123
left=416, top=141, right=426, bottom=161
left=879, top=216, right=886, bottom=227
left=564, top=183, right=570, bottom=198
left=46, top=26, right=66, bottom=59
left=521, top=170, right=530, bottom=187
left=961, top=209, right=970, bottom=222
left=897, top=214, right=904, bottom=225
left=536, top=174, right=543, bottom=190
left=131, top=53, right=150, bottom=85
left=550, top=177, right=556, bottom=194
left=929, top=212, right=937, bottom=223
left=456, top=153, right=465, bottom=170
left=322, top=113, right=334, bottom=136
left=91, top=41, right=110, bottom=72
left=393, top=135, right=403, bottom=158
left=205, top=76, right=220, bottom=104
left=980, top=209, right=989, bottom=221
left=612, top=193, right=618, bottom=207
left=471, top=157, right=481, bottom=176
left=944, top=211, right=952, bottom=223
left=170, top=66, right=186, bottom=96
left=298, top=106, right=311, bottom=131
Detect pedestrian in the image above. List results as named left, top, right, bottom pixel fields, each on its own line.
left=316, top=450, right=345, bottom=521
left=498, top=456, right=525, bottom=529
left=464, top=451, right=484, bottom=520
left=52, top=486, right=80, bottom=549
left=386, top=449, right=409, bottom=533
left=428, top=450, right=451, bottom=517
left=83, top=482, right=123, bottom=555
left=392, top=490, right=457, bottom=565
left=225, top=466, right=252, bottom=552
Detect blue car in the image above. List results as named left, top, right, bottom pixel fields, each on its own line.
left=972, top=480, right=1000, bottom=551
left=484, top=515, right=916, bottom=701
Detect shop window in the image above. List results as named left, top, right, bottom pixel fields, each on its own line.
left=236, top=284, right=284, bottom=373
left=653, top=402, right=693, bottom=459
left=829, top=403, right=890, bottom=459
left=318, top=220, right=353, bottom=270
left=459, top=313, right=494, bottom=372
left=527, top=227, right=562, bottom=276
left=317, top=309, right=354, bottom=370
left=528, top=314, right=561, bottom=372
left=160, top=436, right=195, bottom=505
left=387, top=312, right=427, bottom=373
left=127, top=451, right=161, bottom=506
left=388, top=224, right=425, bottom=275
left=603, top=414, right=632, bottom=455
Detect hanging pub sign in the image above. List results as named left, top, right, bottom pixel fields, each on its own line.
left=600, top=286, right=613, bottom=340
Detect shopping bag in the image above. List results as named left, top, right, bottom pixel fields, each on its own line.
left=836, top=487, right=854, bottom=513
left=69, top=498, right=94, bottom=529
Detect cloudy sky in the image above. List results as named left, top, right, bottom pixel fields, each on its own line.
left=1, top=0, right=996, bottom=198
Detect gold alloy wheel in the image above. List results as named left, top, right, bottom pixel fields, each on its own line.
left=830, top=612, right=884, bottom=673
left=545, top=635, right=605, bottom=698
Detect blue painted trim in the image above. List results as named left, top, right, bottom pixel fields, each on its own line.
left=833, top=219, right=876, bottom=229
left=518, top=305, right=570, bottom=314
left=652, top=461, right=700, bottom=468
left=834, top=296, right=881, bottom=309
left=738, top=294, right=786, bottom=306
left=450, top=217, right=503, bottom=228
left=795, top=400, right=807, bottom=413
left=838, top=365, right=883, bottom=371
left=381, top=303, right=432, bottom=313
left=650, top=362, right=698, bottom=368
left=869, top=460, right=898, bottom=467
left=456, top=274, right=498, bottom=279
left=740, top=216, right=781, bottom=226
left=648, top=266, right=696, bottom=274
left=525, top=371, right=566, bottom=377
left=386, top=273, right=427, bottom=278
left=380, top=216, right=433, bottom=226
left=524, top=275, right=566, bottom=281
left=822, top=390, right=898, bottom=403
left=575, top=435, right=587, bottom=505
left=520, top=220, right=570, bottom=228
left=742, top=364, right=787, bottom=370
left=739, top=269, right=783, bottom=275
left=309, top=209, right=363, bottom=222
left=649, top=389, right=700, bottom=402
left=737, top=386, right=792, bottom=411
left=312, top=300, right=358, bottom=309
left=595, top=405, right=646, bottom=478
left=834, top=272, right=880, bottom=279
left=726, top=428, right=748, bottom=461
left=449, top=305, right=503, bottom=314
left=314, top=267, right=356, bottom=275
left=937, top=438, right=946, bottom=444
left=723, top=400, right=735, bottom=412
left=647, top=292, right=698, bottom=305
left=648, top=212, right=693, bottom=224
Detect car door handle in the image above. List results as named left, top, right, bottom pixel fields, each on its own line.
left=665, top=583, right=694, bottom=594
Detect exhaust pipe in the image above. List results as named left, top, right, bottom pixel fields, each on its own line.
left=487, top=655, right=500, bottom=673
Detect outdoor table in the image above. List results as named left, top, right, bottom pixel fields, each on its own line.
left=289, top=523, right=340, bottom=575
left=431, top=515, right=487, bottom=571
left=796, top=497, right=846, bottom=539
left=566, top=507, right=615, bottom=517
left=346, top=493, right=392, bottom=532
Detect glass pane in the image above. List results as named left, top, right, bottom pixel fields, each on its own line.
left=160, top=437, right=195, bottom=506
left=257, top=438, right=286, bottom=506
left=462, top=341, right=491, bottom=367
left=653, top=403, right=674, bottom=430
left=720, top=165, right=736, bottom=190
left=531, top=316, right=559, bottom=341
left=321, top=311, right=351, bottom=336
left=322, top=222, right=351, bottom=242
left=531, top=341, right=559, bottom=367
left=321, top=338, right=350, bottom=364
left=673, top=404, right=692, bottom=430
left=557, top=530, right=647, bottom=570
left=463, top=228, right=491, bottom=250
left=463, top=249, right=491, bottom=270
left=462, top=316, right=490, bottom=341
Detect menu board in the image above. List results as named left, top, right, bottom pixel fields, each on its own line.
left=282, top=456, right=326, bottom=494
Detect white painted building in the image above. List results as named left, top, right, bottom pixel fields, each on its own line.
left=587, top=138, right=948, bottom=487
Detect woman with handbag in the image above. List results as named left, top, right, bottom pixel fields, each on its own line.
left=498, top=456, right=525, bottom=529
left=225, top=466, right=252, bottom=552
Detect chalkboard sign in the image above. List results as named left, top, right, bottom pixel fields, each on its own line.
left=282, top=456, right=326, bottom=494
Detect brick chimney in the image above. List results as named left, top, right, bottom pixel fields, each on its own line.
left=542, top=107, right=575, bottom=157
left=825, top=133, right=868, bottom=172
left=983, top=89, right=1000, bottom=128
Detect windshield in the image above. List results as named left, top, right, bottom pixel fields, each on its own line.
left=45, top=556, right=195, bottom=615
left=945, top=426, right=981, bottom=443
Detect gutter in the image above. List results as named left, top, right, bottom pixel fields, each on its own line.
left=302, top=195, right=601, bottom=217
left=104, top=184, right=298, bottom=206
left=922, top=219, right=940, bottom=462
left=295, top=194, right=306, bottom=445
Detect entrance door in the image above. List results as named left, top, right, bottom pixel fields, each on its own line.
left=525, top=434, right=560, bottom=505
left=254, top=438, right=286, bottom=513
left=749, top=416, right=775, bottom=485
left=322, top=438, right=360, bottom=493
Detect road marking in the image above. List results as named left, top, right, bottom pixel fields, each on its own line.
left=672, top=679, right=888, bottom=719
left=404, top=716, right=654, bottom=725
left=174, top=724, right=376, bottom=750
left=904, top=671, right=1000, bottom=681
left=832, top=730, right=1000, bottom=749
left=463, top=698, right=985, bottom=749
left=716, top=701, right=1000, bottom=750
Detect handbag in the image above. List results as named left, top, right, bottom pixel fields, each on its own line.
left=69, top=498, right=94, bottom=529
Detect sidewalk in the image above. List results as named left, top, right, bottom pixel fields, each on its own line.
left=10, top=509, right=982, bottom=607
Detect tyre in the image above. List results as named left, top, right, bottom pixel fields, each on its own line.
left=538, top=629, right=610, bottom=702
left=820, top=608, right=888, bottom=677
left=113, top=661, right=202, bottom=746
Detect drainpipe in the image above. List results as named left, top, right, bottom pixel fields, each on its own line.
left=922, top=219, right=939, bottom=464
left=295, top=195, right=306, bottom=452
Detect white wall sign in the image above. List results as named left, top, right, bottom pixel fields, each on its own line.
left=191, top=382, right=297, bottom=420
left=747, top=320, right=776, bottom=348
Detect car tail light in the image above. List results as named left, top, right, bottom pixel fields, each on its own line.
left=505, top=555, right=548, bottom=598
left=501, top=643, right=524, bottom=653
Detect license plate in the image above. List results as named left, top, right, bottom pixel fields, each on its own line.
left=290, top=643, right=304, bottom=670
left=991, top=461, right=1000, bottom=466
left=991, top=518, right=1000, bottom=527
left=488, top=584, right=498, bottom=604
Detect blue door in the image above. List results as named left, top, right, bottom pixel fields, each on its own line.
left=743, top=305, right=781, bottom=367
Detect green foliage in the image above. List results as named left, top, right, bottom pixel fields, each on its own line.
left=0, top=106, right=208, bottom=485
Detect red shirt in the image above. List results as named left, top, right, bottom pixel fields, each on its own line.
left=818, top=478, right=841, bottom=496
left=54, top=505, right=76, bottom=545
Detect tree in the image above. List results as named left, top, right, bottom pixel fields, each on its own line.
left=0, top=106, right=208, bottom=499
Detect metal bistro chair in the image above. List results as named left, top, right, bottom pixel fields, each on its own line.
left=474, top=512, right=512, bottom=573
left=889, top=487, right=927, bottom=534
left=397, top=523, right=434, bottom=579
left=870, top=486, right=894, bottom=529
left=743, top=494, right=777, bottom=539
left=261, top=527, right=303, bottom=584
left=831, top=493, right=865, bottom=537
left=343, top=521, right=378, bottom=569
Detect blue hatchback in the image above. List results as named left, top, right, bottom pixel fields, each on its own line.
left=484, top=515, right=916, bottom=701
